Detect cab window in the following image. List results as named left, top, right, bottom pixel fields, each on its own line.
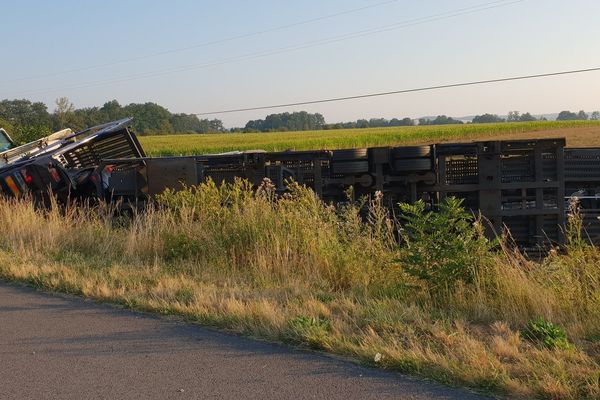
left=0, top=129, right=13, bottom=151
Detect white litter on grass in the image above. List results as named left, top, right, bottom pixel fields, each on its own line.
left=374, top=353, right=383, bottom=362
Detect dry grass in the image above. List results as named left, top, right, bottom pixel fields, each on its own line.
left=0, top=182, right=599, bottom=399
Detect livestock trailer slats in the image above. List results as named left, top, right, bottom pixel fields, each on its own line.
left=60, top=125, right=143, bottom=170
left=10, top=119, right=600, bottom=249
left=89, top=133, right=600, bottom=248
left=433, top=139, right=566, bottom=247
left=580, top=210, right=600, bottom=242
left=442, top=157, right=479, bottom=185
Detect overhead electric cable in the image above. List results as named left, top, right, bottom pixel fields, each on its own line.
left=194, top=67, right=600, bottom=115
left=1, top=0, right=398, bottom=85
left=5, top=0, right=522, bottom=97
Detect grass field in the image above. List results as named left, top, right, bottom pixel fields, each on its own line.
left=139, top=120, right=600, bottom=156
left=2, top=120, right=600, bottom=399
left=1, top=184, right=599, bottom=399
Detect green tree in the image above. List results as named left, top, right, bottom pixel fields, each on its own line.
left=54, top=97, right=76, bottom=130
left=556, top=110, right=579, bottom=120
left=472, top=113, right=505, bottom=123
left=100, top=100, right=125, bottom=121
left=356, top=119, right=369, bottom=128
left=245, top=112, right=325, bottom=132
left=0, top=99, right=52, bottom=142
left=419, top=116, right=464, bottom=125
left=208, top=119, right=224, bottom=133
left=368, top=118, right=388, bottom=127
left=507, top=111, right=520, bottom=122
left=0, top=117, right=14, bottom=135
left=389, top=117, right=414, bottom=126
left=0, top=99, right=51, bottom=128
left=170, top=113, right=203, bottom=133
left=122, top=102, right=173, bottom=134
left=519, top=112, right=537, bottom=122
left=397, top=197, right=493, bottom=296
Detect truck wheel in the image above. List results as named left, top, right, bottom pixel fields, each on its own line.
left=392, top=146, right=431, bottom=159
left=332, top=161, right=369, bottom=174
left=393, top=159, right=432, bottom=172
left=332, top=148, right=368, bottom=161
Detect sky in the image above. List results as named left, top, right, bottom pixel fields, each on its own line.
left=1, top=0, right=599, bottom=127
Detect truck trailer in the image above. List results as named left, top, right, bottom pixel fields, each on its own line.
left=2, top=119, right=600, bottom=249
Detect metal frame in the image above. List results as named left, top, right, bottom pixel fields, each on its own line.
left=4, top=117, right=600, bottom=249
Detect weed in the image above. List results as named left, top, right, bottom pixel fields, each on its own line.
left=522, top=317, right=572, bottom=350
left=397, top=197, right=494, bottom=296
left=175, top=287, right=195, bottom=305
left=0, top=182, right=599, bottom=399
left=287, top=316, right=331, bottom=349
left=163, top=233, right=202, bottom=261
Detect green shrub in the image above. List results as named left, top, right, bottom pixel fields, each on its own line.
left=397, top=197, right=494, bottom=295
left=521, top=317, right=572, bottom=350
left=286, top=316, right=331, bottom=349
left=163, top=233, right=201, bottom=261
left=175, top=287, right=195, bottom=305
left=12, top=125, right=52, bottom=144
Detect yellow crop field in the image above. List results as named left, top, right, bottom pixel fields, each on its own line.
left=139, top=120, right=600, bottom=155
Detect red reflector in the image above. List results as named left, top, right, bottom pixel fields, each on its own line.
left=20, top=169, right=33, bottom=185
left=48, top=167, right=61, bottom=182
left=104, top=166, right=114, bottom=173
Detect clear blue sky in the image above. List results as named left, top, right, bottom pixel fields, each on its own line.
left=1, top=0, right=599, bottom=127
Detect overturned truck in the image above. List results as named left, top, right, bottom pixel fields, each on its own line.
left=1, top=118, right=600, bottom=249
left=0, top=119, right=144, bottom=203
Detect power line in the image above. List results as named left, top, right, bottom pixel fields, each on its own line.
left=194, top=67, right=600, bottom=115
left=1, top=0, right=398, bottom=86
left=4, top=0, right=522, bottom=98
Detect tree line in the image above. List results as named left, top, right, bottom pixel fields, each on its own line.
left=242, top=111, right=326, bottom=132
left=245, top=110, right=600, bottom=131
left=243, top=114, right=463, bottom=131
left=1, top=97, right=598, bottom=144
left=556, top=110, right=600, bottom=121
left=0, top=98, right=226, bottom=143
left=471, top=110, right=600, bottom=123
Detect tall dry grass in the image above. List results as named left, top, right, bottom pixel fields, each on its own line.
left=0, top=180, right=599, bottom=399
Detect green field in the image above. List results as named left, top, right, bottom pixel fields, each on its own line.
left=139, top=120, right=600, bottom=156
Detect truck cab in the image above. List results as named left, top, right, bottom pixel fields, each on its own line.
left=0, top=128, right=13, bottom=152
left=0, top=119, right=144, bottom=202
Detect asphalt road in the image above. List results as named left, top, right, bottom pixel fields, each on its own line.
left=0, top=283, right=491, bottom=400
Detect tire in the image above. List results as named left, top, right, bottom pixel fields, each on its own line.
left=392, top=146, right=431, bottom=159
left=357, top=174, right=374, bottom=188
left=393, top=159, right=432, bottom=172
left=332, top=161, right=369, bottom=174
left=332, top=148, right=368, bottom=161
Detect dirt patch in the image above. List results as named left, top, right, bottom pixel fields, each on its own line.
left=421, top=126, right=600, bottom=148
